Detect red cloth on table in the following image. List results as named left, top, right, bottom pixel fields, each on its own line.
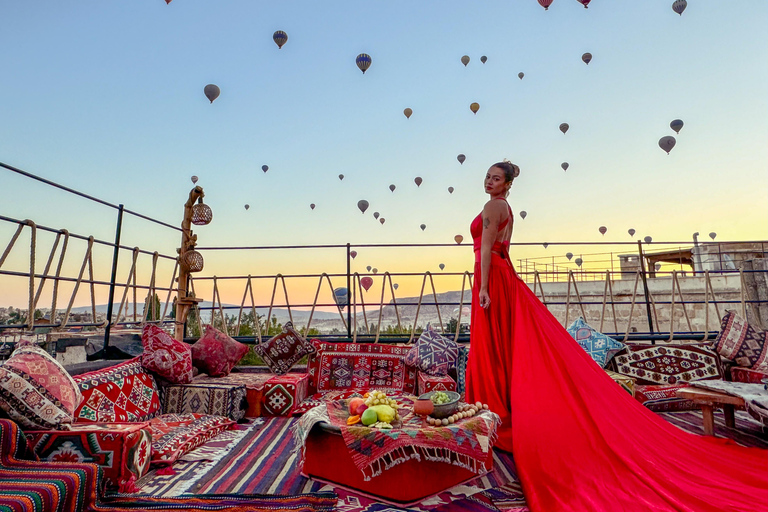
left=464, top=204, right=768, bottom=512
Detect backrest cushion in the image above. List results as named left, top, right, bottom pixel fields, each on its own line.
left=0, top=342, right=83, bottom=430
left=713, top=311, right=768, bottom=372
left=141, top=324, right=194, bottom=384
left=73, top=357, right=161, bottom=422
left=405, top=325, right=458, bottom=376
left=252, top=322, right=316, bottom=375
left=191, top=325, right=249, bottom=377
left=566, top=317, right=627, bottom=368
left=614, top=344, right=722, bottom=385
left=307, top=341, right=416, bottom=395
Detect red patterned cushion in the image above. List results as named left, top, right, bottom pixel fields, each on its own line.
left=191, top=325, right=249, bottom=377
left=417, top=371, right=456, bottom=395
left=141, top=324, right=193, bottom=384
left=73, top=357, right=161, bottom=423
left=634, top=384, right=698, bottom=412
left=148, top=413, right=234, bottom=465
left=307, top=341, right=417, bottom=395
left=714, top=312, right=768, bottom=372
left=730, top=366, right=768, bottom=384
left=252, top=322, right=316, bottom=375
left=613, top=344, right=722, bottom=385
left=405, top=325, right=458, bottom=376
left=0, top=342, right=82, bottom=429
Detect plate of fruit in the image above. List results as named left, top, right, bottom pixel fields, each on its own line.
left=346, top=390, right=402, bottom=429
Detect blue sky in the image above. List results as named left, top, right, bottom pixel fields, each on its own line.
left=1, top=1, right=766, bottom=307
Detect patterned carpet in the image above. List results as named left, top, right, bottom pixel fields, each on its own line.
left=136, top=410, right=767, bottom=512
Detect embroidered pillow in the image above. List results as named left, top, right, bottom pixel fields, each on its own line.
left=141, top=324, right=193, bottom=384
left=614, top=344, right=722, bottom=385
left=405, top=325, right=459, bottom=376
left=566, top=317, right=627, bottom=368
left=73, top=357, right=161, bottom=422
left=713, top=311, right=768, bottom=372
left=191, top=325, right=249, bottom=377
left=252, top=322, right=316, bottom=375
left=148, top=413, right=234, bottom=465
left=0, top=342, right=83, bottom=429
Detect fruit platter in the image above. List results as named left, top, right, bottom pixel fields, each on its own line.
left=345, top=390, right=404, bottom=429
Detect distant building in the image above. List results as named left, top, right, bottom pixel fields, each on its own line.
left=618, top=242, right=768, bottom=278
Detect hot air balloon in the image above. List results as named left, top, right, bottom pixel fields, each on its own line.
left=457, top=154, right=466, bottom=165
left=655, top=263, right=662, bottom=272
left=566, top=252, right=573, bottom=261
left=582, top=53, right=592, bottom=65
left=599, top=226, right=607, bottom=235
left=262, top=165, right=269, bottom=173
left=420, top=224, right=426, bottom=231
left=672, top=0, right=687, bottom=16
left=480, top=56, right=487, bottom=64
left=373, top=212, right=379, bottom=219
left=350, top=251, right=357, bottom=259
left=404, top=108, right=413, bottom=119
left=461, top=55, right=470, bottom=66
left=628, top=228, right=636, bottom=237
left=389, top=184, right=396, bottom=192
left=380, top=218, right=385, bottom=225
left=310, top=203, right=316, bottom=210
left=366, top=266, right=372, bottom=272
left=244, top=204, right=250, bottom=210
left=439, top=263, right=445, bottom=271
left=670, top=119, right=684, bottom=134
left=538, top=0, right=553, bottom=10
left=393, top=283, right=399, bottom=290
left=470, top=102, right=480, bottom=114
left=575, top=257, right=583, bottom=267
left=454, top=235, right=464, bottom=244
left=338, top=174, right=344, bottom=180
left=448, top=187, right=454, bottom=194
left=644, top=236, right=653, bottom=244
left=659, top=136, right=676, bottom=154
left=709, top=232, right=717, bottom=240
left=357, top=200, right=369, bottom=214
left=518, top=72, right=524, bottom=79
left=520, top=211, right=527, bottom=219
left=543, top=243, right=549, bottom=248
left=577, top=0, right=590, bottom=8
left=361, top=276, right=373, bottom=291
left=414, top=177, right=422, bottom=187
left=561, top=162, right=569, bottom=171
left=191, top=175, right=198, bottom=184
left=356, top=53, right=372, bottom=74
left=372, top=268, right=378, bottom=274
left=559, top=123, right=569, bottom=134
left=204, top=84, right=220, bottom=103
left=333, top=287, right=349, bottom=310
left=273, top=30, right=288, bottom=49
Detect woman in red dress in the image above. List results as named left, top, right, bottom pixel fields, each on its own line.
left=464, top=161, right=768, bottom=511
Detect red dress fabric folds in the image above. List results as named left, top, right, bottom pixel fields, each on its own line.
left=464, top=208, right=768, bottom=512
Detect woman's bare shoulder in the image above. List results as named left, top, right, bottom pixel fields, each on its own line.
left=482, top=199, right=508, bottom=216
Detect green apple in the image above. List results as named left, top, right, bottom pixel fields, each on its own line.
left=361, top=407, right=378, bottom=426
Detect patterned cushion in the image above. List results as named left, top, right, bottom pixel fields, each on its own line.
left=605, top=370, right=635, bottom=397
left=0, top=342, right=82, bottom=429
left=566, top=317, right=627, bottom=368
left=141, top=324, right=194, bottom=384
left=405, top=325, right=459, bottom=376
left=634, top=384, right=698, bottom=412
left=159, top=381, right=247, bottom=422
left=730, top=366, right=768, bottom=384
left=456, top=345, right=469, bottom=396
left=261, top=372, right=309, bottom=416
left=614, top=344, right=722, bottom=385
left=191, top=325, right=249, bottom=377
left=191, top=372, right=272, bottom=417
left=307, top=341, right=417, bottom=395
left=73, top=357, right=161, bottom=423
left=417, top=371, right=456, bottom=395
left=252, top=322, right=316, bottom=375
left=713, top=311, right=768, bottom=372
left=148, top=413, right=234, bottom=465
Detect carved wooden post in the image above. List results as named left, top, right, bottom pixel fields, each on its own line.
left=175, top=186, right=206, bottom=341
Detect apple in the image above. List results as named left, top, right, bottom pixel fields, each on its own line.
left=354, top=403, right=368, bottom=416
left=348, top=398, right=365, bottom=416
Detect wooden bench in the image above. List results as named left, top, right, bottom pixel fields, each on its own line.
left=676, top=387, right=745, bottom=436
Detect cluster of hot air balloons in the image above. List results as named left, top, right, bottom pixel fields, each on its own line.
left=659, top=119, right=684, bottom=154
left=540, top=0, right=691, bottom=11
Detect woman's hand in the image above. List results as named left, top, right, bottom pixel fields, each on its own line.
left=479, top=288, right=491, bottom=309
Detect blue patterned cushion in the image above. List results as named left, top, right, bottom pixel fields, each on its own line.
left=405, top=325, right=458, bottom=376
left=456, top=345, right=469, bottom=396
left=566, top=317, right=626, bottom=368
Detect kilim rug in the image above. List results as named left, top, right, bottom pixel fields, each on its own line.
left=138, top=410, right=768, bottom=512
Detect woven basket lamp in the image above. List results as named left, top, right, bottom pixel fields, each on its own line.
left=191, top=199, right=213, bottom=226
left=182, top=250, right=204, bottom=273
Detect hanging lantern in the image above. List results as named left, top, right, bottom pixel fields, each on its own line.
left=191, top=198, right=213, bottom=225
left=182, top=250, right=204, bottom=273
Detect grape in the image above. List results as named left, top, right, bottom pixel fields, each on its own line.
left=431, top=391, right=451, bottom=405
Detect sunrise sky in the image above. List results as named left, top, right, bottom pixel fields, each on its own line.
left=1, top=1, right=766, bottom=309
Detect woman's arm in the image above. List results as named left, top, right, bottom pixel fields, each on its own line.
left=478, top=201, right=502, bottom=308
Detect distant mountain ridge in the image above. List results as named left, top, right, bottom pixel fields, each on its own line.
left=66, top=302, right=341, bottom=321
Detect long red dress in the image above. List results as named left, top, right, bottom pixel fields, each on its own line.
left=464, top=202, right=768, bottom=512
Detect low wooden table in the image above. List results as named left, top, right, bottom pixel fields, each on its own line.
left=676, top=387, right=745, bottom=436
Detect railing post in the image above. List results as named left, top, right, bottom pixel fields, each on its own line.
left=103, top=204, right=124, bottom=353
left=346, top=243, right=352, bottom=341
left=637, top=240, right=655, bottom=334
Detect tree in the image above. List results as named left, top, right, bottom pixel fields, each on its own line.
left=143, top=293, right=162, bottom=322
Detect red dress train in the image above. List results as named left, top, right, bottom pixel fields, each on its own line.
left=464, top=206, right=768, bottom=512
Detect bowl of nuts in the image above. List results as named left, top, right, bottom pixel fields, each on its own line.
left=419, top=390, right=460, bottom=419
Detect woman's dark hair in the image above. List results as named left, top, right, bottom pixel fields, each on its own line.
left=492, top=161, right=520, bottom=183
